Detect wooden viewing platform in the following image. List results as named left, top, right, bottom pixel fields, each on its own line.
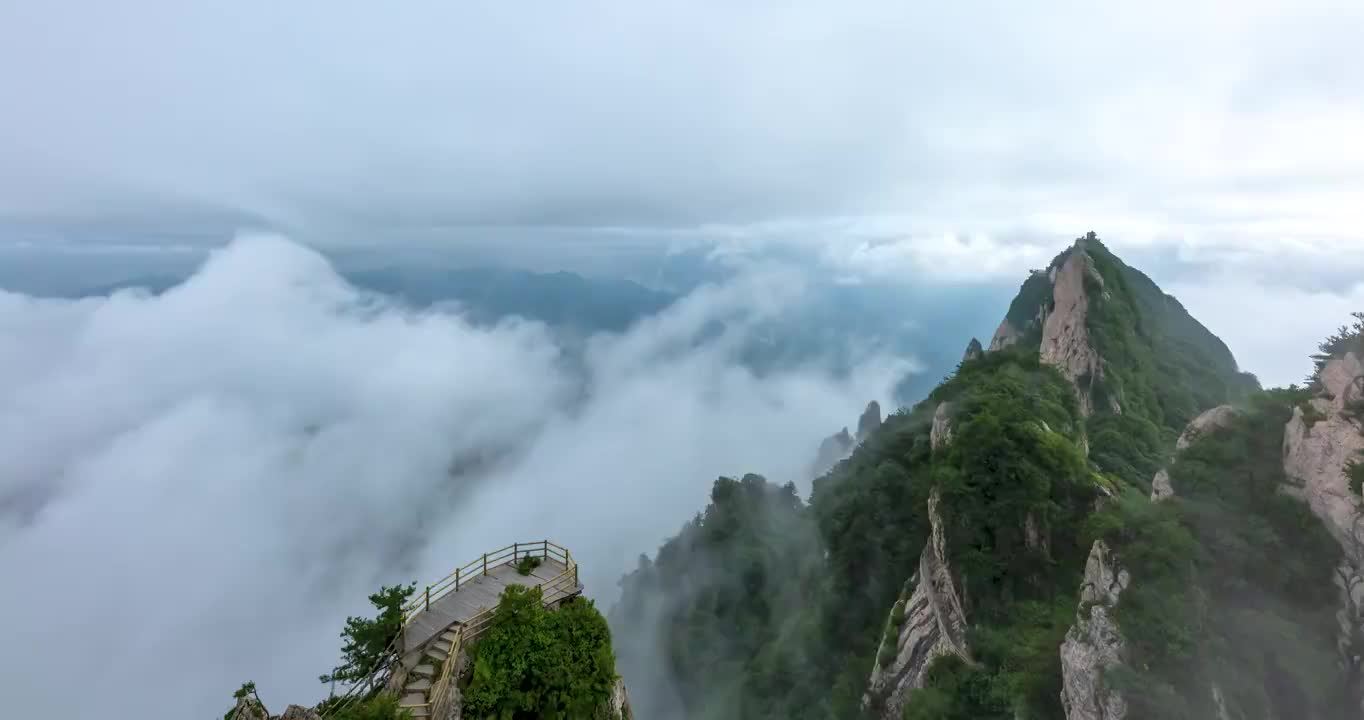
left=401, top=544, right=580, bottom=652
left=323, top=541, right=584, bottom=720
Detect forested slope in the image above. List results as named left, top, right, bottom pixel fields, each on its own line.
left=610, top=233, right=1357, bottom=720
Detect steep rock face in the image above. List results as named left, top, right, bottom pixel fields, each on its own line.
left=989, top=318, right=1023, bottom=351
left=278, top=707, right=321, bottom=720
left=1039, top=248, right=1107, bottom=416
left=858, top=401, right=883, bottom=442
left=863, top=490, right=971, bottom=720
left=607, top=677, right=633, bottom=719
left=1283, top=351, right=1364, bottom=706
left=1150, top=468, right=1174, bottom=501
left=1282, top=352, right=1364, bottom=562
left=930, top=402, right=953, bottom=451
left=1060, top=540, right=1130, bottom=720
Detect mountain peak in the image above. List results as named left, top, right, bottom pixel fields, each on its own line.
left=984, top=232, right=1257, bottom=481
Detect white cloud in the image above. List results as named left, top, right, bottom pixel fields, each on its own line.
left=0, top=234, right=906, bottom=719
left=1168, top=275, right=1364, bottom=388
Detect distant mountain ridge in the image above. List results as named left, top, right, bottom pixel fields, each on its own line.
left=77, top=266, right=678, bottom=334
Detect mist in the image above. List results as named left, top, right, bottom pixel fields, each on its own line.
left=0, top=234, right=908, bottom=719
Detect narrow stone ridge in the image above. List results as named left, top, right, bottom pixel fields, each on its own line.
left=862, top=490, right=972, bottom=720
left=1060, top=540, right=1130, bottom=720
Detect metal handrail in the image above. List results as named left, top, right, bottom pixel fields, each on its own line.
left=403, top=540, right=574, bottom=624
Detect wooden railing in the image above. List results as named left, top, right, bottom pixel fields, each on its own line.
left=402, top=539, right=576, bottom=625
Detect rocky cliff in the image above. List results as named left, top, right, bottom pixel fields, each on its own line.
left=1283, top=352, right=1364, bottom=561
left=1060, top=540, right=1130, bottom=720
left=1038, top=246, right=1109, bottom=416
left=862, top=490, right=972, bottom=720
left=1282, top=350, right=1364, bottom=709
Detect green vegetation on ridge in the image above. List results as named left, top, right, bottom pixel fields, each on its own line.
left=1091, top=387, right=1350, bottom=718
left=464, top=586, right=622, bottom=719
left=610, top=235, right=1346, bottom=720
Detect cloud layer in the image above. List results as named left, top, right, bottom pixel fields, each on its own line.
left=0, top=235, right=905, bottom=719
left=2, top=1, right=1360, bottom=240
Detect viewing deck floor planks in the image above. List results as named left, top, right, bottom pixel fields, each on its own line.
left=403, top=558, right=579, bottom=652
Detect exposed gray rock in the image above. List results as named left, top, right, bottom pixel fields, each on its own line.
left=1040, top=250, right=1107, bottom=416
left=278, top=706, right=321, bottom=720
left=1211, top=684, right=1231, bottom=720
left=857, top=401, right=883, bottom=442
left=1282, top=353, right=1364, bottom=563
left=989, top=318, right=1023, bottom=352
left=863, top=490, right=971, bottom=720
left=930, top=402, right=953, bottom=452
left=228, top=697, right=269, bottom=720
left=1282, top=352, right=1364, bottom=714
left=962, top=337, right=984, bottom=363
left=1176, top=405, right=1240, bottom=451
left=606, top=676, right=633, bottom=719
left=435, top=648, right=470, bottom=720
left=1060, top=540, right=1129, bottom=720
left=1150, top=468, right=1174, bottom=501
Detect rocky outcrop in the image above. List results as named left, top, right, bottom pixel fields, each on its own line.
left=1039, top=247, right=1107, bottom=416
left=989, top=318, right=1023, bottom=351
left=228, top=697, right=270, bottom=720
left=1060, top=540, right=1130, bottom=720
left=606, top=677, right=633, bottom=719
left=226, top=696, right=318, bottom=720
left=1282, top=353, right=1364, bottom=562
left=1282, top=351, right=1364, bottom=708
left=1211, top=684, right=1232, bottom=720
left=930, top=402, right=953, bottom=452
left=863, top=490, right=971, bottom=720
left=858, top=401, right=883, bottom=442
left=278, top=707, right=321, bottom=720
left=962, top=337, right=984, bottom=363
left=1176, top=405, right=1240, bottom=451
left=1150, top=468, right=1173, bottom=501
